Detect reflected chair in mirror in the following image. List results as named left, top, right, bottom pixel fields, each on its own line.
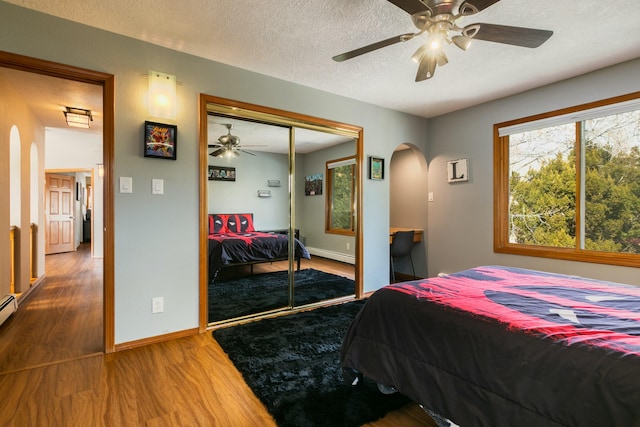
left=390, top=230, right=416, bottom=283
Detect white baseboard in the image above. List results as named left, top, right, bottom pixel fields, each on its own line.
left=306, top=247, right=355, bottom=265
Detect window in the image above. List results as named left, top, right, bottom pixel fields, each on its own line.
left=326, top=156, right=356, bottom=235
left=494, top=92, right=640, bottom=267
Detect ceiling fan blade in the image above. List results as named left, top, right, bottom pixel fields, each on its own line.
left=459, top=0, right=501, bottom=15
left=209, top=148, right=225, bottom=157
left=332, top=33, right=415, bottom=62
left=386, top=0, right=429, bottom=15
left=238, top=149, right=255, bottom=156
left=465, top=23, right=553, bottom=48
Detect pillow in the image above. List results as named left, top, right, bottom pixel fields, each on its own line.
left=226, top=213, right=255, bottom=233
left=209, top=214, right=227, bottom=234
left=209, top=213, right=255, bottom=234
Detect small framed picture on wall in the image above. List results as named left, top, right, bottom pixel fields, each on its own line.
left=447, top=158, right=469, bottom=183
left=369, top=156, right=384, bottom=180
left=209, top=165, right=236, bottom=181
left=144, top=121, right=177, bottom=160
left=305, top=174, right=323, bottom=196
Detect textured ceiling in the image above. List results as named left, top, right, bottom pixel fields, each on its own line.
left=4, top=0, right=640, bottom=119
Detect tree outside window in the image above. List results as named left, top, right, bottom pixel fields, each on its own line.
left=495, top=92, right=640, bottom=266
left=326, top=156, right=356, bottom=235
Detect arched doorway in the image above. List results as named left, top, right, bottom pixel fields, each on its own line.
left=389, top=144, right=428, bottom=279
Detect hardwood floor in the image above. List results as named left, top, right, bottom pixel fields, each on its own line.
left=214, top=255, right=356, bottom=281
left=0, top=250, right=436, bottom=426
left=0, top=243, right=103, bottom=374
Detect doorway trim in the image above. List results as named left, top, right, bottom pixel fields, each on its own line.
left=0, top=50, right=116, bottom=353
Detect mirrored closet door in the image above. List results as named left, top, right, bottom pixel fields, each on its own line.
left=200, top=95, right=362, bottom=326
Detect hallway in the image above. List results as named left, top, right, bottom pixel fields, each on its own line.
left=0, top=244, right=102, bottom=374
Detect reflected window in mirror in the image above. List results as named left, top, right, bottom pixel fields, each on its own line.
left=326, top=156, right=356, bottom=235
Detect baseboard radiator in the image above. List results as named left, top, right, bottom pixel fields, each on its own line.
left=306, top=247, right=356, bottom=265
left=0, top=295, right=18, bottom=327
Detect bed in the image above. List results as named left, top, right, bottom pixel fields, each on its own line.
left=340, top=265, right=640, bottom=427
left=208, top=213, right=311, bottom=281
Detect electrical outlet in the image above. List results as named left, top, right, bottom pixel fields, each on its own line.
left=152, top=297, right=164, bottom=313
left=346, top=242, right=351, bottom=250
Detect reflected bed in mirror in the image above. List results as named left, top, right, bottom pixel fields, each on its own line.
left=206, top=213, right=311, bottom=281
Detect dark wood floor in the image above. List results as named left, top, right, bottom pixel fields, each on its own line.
left=0, top=246, right=435, bottom=426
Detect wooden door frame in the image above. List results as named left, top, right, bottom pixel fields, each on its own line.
left=0, top=51, right=116, bottom=353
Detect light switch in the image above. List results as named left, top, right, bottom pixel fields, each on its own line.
left=152, top=178, right=164, bottom=195
left=120, top=176, right=133, bottom=194
left=428, top=192, right=434, bottom=202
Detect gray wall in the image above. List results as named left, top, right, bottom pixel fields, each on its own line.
left=208, top=151, right=290, bottom=230
left=427, top=58, right=640, bottom=285
left=0, top=3, right=429, bottom=344
left=207, top=140, right=358, bottom=260
left=297, top=140, right=356, bottom=261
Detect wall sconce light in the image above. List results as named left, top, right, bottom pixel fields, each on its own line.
left=97, top=163, right=104, bottom=178
left=64, top=107, right=93, bottom=128
left=148, top=70, right=177, bottom=120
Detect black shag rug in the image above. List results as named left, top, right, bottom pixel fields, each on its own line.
left=212, top=300, right=410, bottom=427
left=209, top=269, right=355, bottom=322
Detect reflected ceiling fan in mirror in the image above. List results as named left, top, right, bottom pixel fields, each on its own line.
left=332, top=0, right=553, bottom=81
left=208, top=123, right=265, bottom=157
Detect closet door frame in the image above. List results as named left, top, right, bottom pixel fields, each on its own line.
left=198, top=94, right=363, bottom=330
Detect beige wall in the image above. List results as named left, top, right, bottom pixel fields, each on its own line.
left=0, top=76, right=45, bottom=295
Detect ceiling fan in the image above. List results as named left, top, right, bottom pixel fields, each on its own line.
left=208, top=123, right=265, bottom=157
left=332, top=0, right=553, bottom=81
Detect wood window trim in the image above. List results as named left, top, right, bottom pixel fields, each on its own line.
left=493, top=91, right=640, bottom=268
left=325, top=156, right=356, bottom=236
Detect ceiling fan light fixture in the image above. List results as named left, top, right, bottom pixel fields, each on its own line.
left=436, top=51, right=449, bottom=67
left=415, top=54, right=438, bottom=82
left=452, top=35, right=473, bottom=50
left=411, top=44, right=429, bottom=63
left=427, top=29, right=447, bottom=51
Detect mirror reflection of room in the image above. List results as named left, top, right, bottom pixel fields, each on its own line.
left=206, top=114, right=356, bottom=325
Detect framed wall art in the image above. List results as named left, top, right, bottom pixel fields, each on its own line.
left=447, top=158, right=469, bottom=183
left=144, top=121, right=177, bottom=160
left=369, top=156, right=384, bottom=180
left=305, top=174, right=323, bottom=196
left=209, top=165, right=236, bottom=181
